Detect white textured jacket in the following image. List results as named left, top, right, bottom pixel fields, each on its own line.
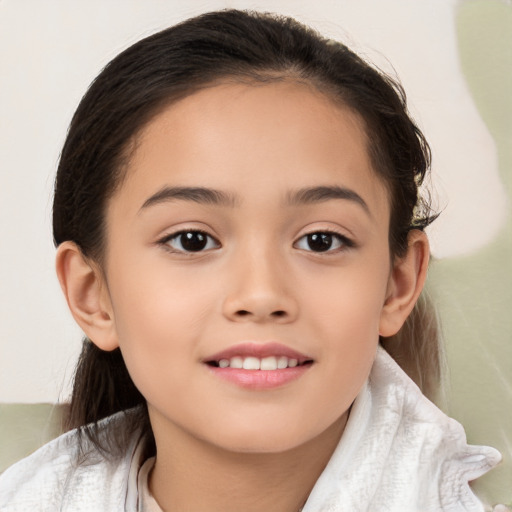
left=0, top=347, right=501, bottom=512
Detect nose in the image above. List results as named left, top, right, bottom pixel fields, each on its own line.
left=222, top=250, right=298, bottom=324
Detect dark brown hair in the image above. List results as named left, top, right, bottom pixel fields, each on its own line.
left=53, top=9, right=439, bottom=455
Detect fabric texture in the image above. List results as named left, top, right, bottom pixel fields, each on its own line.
left=0, top=347, right=501, bottom=512
left=137, top=457, right=161, bottom=512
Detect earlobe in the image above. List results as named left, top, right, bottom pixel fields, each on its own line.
left=55, top=241, right=119, bottom=351
left=379, top=230, right=430, bottom=337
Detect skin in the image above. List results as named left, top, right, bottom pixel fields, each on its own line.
left=57, top=81, right=429, bottom=512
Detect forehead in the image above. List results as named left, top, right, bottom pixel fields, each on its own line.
left=115, top=81, right=389, bottom=219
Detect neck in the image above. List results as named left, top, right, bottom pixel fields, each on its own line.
left=148, top=411, right=347, bottom=512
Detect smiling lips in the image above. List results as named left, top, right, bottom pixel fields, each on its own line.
left=204, top=342, right=313, bottom=390
left=215, top=355, right=301, bottom=370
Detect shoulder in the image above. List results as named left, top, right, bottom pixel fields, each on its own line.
left=304, top=347, right=501, bottom=512
left=368, top=347, right=501, bottom=510
left=0, top=409, right=143, bottom=512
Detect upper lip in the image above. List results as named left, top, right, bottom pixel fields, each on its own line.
left=204, top=342, right=313, bottom=364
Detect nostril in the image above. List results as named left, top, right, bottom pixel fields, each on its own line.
left=236, top=310, right=251, bottom=317
left=271, top=310, right=287, bottom=318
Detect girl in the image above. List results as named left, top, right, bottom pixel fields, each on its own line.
left=0, top=9, right=502, bottom=512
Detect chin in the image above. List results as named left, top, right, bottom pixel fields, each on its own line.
left=204, top=417, right=341, bottom=455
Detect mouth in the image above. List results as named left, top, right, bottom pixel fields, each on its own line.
left=203, top=342, right=314, bottom=389
left=206, top=356, right=313, bottom=370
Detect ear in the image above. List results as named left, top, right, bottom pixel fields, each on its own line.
left=379, top=230, right=430, bottom=337
left=55, top=241, right=119, bottom=351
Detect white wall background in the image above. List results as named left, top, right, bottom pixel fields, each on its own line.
left=0, top=0, right=507, bottom=403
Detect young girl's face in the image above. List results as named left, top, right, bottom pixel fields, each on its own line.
left=100, top=81, right=396, bottom=453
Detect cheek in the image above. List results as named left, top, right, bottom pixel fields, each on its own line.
left=106, top=263, right=218, bottom=389
left=110, top=258, right=216, bottom=335
left=299, top=262, right=389, bottom=388
left=304, top=263, right=389, bottom=337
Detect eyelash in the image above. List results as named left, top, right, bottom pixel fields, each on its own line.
left=158, top=228, right=355, bottom=255
left=294, top=230, right=355, bottom=253
left=158, top=230, right=220, bottom=254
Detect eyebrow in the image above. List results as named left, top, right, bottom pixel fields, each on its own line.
left=140, top=186, right=237, bottom=210
left=140, top=184, right=370, bottom=216
left=287, top=186, right=370, bottom=215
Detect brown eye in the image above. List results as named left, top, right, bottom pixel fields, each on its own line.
left=164, top=230, right=219, bottom=253
left=306, top=233, right=334, bottom=252
left=294, top=231, right=353, bottom=253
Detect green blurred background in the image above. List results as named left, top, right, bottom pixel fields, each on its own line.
left=428, top=0, right=512, bottom=505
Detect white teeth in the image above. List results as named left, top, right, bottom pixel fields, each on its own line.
left=260, top=356, right=277, bottom=371
left=277, top=356, right=288, bottom=369
left=216, top=356, right=304, bottom=370
left=242, top=357, right=260, bottom=370
left=230, top=356, right=243, bottom=369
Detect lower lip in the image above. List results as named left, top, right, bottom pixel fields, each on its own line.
left=206, top=364, right=312, bottom=390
